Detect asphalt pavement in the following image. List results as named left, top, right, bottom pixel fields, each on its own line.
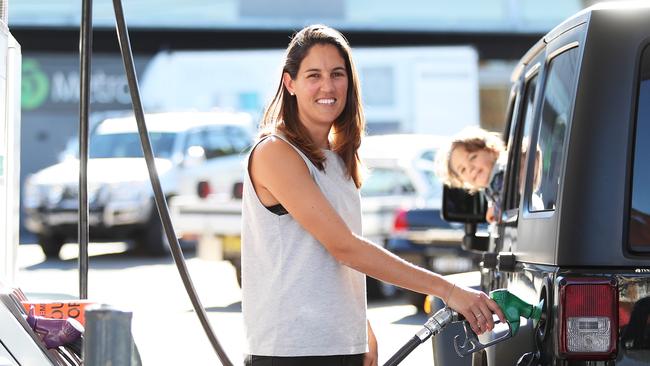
left=15, top=242, right=435, bottom=365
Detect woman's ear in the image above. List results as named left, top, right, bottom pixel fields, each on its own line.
left=282, top=73, right=295, bottom=96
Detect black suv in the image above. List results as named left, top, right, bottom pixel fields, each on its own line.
left=434, top=3, right=650, bottom=365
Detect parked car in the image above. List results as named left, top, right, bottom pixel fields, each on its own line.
left=23, top=111, right=253, bottom=258
left=432, top=2, right=650, bottom=365
left=170, top=133, right=458, bottom=295
left=385, top=204, right=476, bottom=307
left=359, top=134, right=445, bottom=247
left=359, top=134, right=468, bottom=299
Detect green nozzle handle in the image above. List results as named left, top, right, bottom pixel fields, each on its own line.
left=490, top=289, right=543, bottom=336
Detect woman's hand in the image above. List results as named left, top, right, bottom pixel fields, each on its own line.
left=445, top=284, right=506, bottom=335
left=364, top=321, right=378, bottom=366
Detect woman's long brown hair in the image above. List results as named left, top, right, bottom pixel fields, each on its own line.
left=259, top=24, right=365, bottom=188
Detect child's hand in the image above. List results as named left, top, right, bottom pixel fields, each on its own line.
left=485, top=206, right=496, bottom=223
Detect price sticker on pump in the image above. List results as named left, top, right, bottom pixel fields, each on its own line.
left=22, top=300, right=95, bottom=326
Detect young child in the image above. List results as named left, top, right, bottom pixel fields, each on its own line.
left=435, top=126, right=506, bottom=223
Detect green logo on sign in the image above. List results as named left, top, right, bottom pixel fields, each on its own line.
left=21, top=59, right=50, bottom=111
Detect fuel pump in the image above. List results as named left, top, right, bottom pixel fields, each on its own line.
left=0, top=3, right=65, bottom=365
left=383, top=289, right=543, bottom=366
left=0, top=0, right=21, bottom=286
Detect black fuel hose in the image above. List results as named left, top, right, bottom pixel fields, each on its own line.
left=383, top=307, right=457, bottom=366
left=110, top=1, right=233, bottom=365
left=383, top=336, right=422, bottom=366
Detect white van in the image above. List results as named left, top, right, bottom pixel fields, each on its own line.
left=23, top=111, right=253, bottom=258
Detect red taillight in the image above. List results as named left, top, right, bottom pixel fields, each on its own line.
left=197, top=181, right=212, bottom=199
left=559, top=278, right=618, bottom=360
left=232, top=182, right=243, bottom=199
left=392, top=208, right=409, bottom=233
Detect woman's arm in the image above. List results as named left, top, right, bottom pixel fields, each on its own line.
left=250, top=137, right=505, bottom=333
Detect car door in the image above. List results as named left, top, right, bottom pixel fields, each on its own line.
left=485, top=24, right=586, bottom=366
left=475, top=48, right=546, bottom=366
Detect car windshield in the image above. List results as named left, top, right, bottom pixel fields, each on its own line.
left=90, top=132, right=176, bottom=159
left=361, top=164, right=442, bottom=202
left=361, top=167, right=416, bottom=197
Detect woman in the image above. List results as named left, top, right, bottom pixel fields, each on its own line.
left=241, top=24, right=505, bottom=366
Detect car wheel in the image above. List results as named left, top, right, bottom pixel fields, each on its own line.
left=136, top=213, right=170, bottom=257
left=38, top=234, right=65, bottom=259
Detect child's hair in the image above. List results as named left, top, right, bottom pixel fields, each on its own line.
left=435, top=126, right=505, bottom=191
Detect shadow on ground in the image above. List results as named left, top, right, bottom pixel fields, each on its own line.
left=204, top=301, right=242, bottom=313
left=22, top=241, right=197, bottom=271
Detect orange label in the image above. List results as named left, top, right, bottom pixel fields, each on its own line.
left=22, top=300, right=95, bottom=326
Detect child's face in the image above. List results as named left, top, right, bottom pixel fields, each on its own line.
left=449, top=146, right=497, bottom=189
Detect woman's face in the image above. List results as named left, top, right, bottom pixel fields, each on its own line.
left=283, top=44, right=349, bottom=129
left=449, top=146, right=496, bottom=189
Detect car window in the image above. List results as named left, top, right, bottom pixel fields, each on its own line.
left=421, top=169, right=443, bottom=201
left=90, top=132, right=176, bottom=159
left=629, top=45, right=650, bottom=252
left=203, top=128, right=236, bottom=159
left=185, top=125, right=252, bottom=160
left=225, top=126, right=253, bottom=153
left=361, top=168, right=416, bottom=197
left=530, top=46, right=580, bottom=212
left=507, top=73, right=538, bottom=211
left=420, top=150, right=435, bottom=162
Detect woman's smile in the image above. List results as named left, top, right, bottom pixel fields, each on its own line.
left=283, top=43, right=348, bottom=129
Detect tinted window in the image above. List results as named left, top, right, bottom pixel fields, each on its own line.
left=629, top=45, right=650, bottom=251
left=506, top=74, right=538, bottom=210
left=421, top=169, right=443, bottom=201
left=361, top=168, right=415, bottom=197
left=224, top=126, right=253, bottom=153
left=90, top=132, right=176, bottom=159
left=530, top=47, right=579, bottom=211
left=204, top=129, right=236, bottom=159
left=185, top=125, right=252, bottom=160
left=420, top=150, right=435, bottom=162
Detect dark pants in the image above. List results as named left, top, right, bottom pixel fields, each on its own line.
left=244, top=354, right=364, bottom=366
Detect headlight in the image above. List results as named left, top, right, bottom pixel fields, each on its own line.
left=105, top=181, right=151, bottom=203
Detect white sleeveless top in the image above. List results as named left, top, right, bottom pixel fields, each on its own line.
left=241, top=134, right=367, bottom=356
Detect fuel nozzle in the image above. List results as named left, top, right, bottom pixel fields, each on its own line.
left=490, top=289, right=543, bottom=336
left=454, top=289, right=543, bottom=357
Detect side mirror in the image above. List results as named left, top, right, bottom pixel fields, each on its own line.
left=441, top=186, right=489, bottom=252
left=442, top=186, right=487, bottom=223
